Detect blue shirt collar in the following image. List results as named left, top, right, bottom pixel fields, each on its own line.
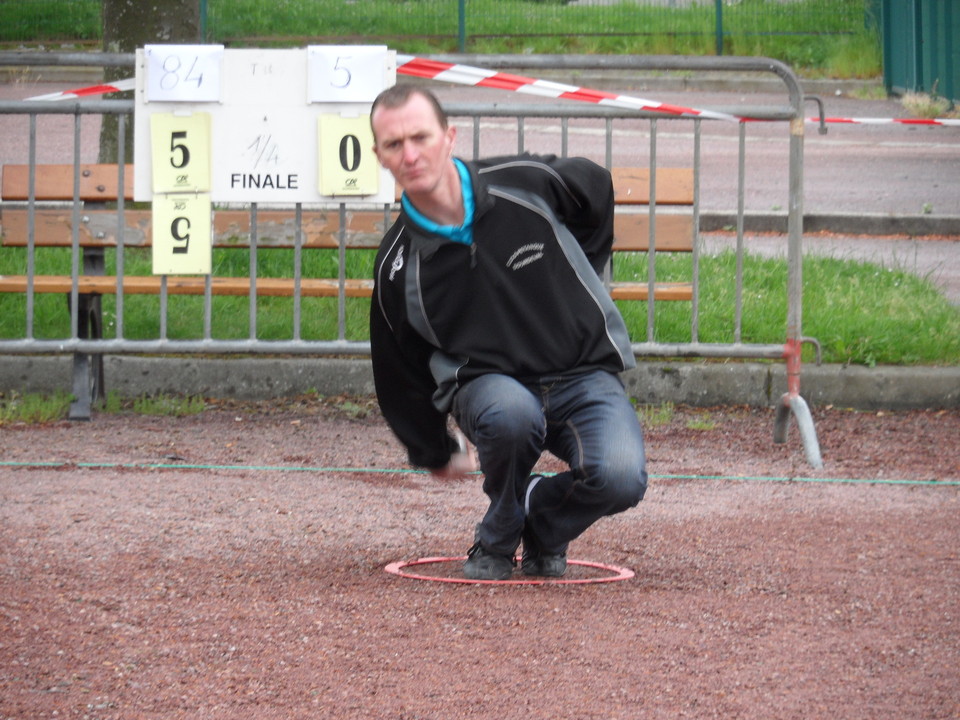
left=401, top=158, right=474, bottom=246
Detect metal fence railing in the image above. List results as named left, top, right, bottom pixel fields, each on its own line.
left=0, top=53, right=823, bottom=465
left=5, top=0, right=876, bottom=55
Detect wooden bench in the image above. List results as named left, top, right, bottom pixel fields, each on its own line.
left=2, top=162, right=695, bottom=418
left=1, top=163, right=695, bottom=303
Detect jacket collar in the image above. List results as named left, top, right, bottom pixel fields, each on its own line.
left=399, top=158, right=494, bottom=256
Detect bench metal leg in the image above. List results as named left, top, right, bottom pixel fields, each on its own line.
left=66, top=247, right=106, bottom=421
left=67, top=293, right=105, bottom=421
left=69, top=351, right=95, bottom=421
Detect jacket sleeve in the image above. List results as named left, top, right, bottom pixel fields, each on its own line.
left=369, top=292, right=458, bottom=470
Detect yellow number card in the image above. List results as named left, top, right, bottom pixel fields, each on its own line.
left=152, top=193, right=212, bottom=275
left=150, top=112, right=212, bottom=194
left=318, top=113, right=379, bottom=197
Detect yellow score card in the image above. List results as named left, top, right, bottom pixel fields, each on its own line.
left=152, top=193, right=212, bottom=275
left=150, top=112, right=212, bottom=194
left=318, top=113, right=379, bottom=197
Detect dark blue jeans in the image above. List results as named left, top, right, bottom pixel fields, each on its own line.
left=451, top=369, right=647, bottom=556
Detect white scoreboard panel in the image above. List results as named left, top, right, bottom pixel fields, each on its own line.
left=134, top=45, right=397, bottom=205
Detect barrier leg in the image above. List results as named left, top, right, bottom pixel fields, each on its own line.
left=775, top=392, right=823, bottom=469
left=774, top=338, right=823, bottom=468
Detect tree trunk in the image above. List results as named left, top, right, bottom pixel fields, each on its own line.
left=99, top=0, right=201, bottom=163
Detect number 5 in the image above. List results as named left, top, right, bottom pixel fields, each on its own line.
left=330, top=56, right=352, bottom=89
left=170, top=131, right=190, bottom=169
left=170, top=216, right=191, bottom=254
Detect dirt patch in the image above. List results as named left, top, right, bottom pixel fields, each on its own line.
left=2, top=402, right=958, bottom=719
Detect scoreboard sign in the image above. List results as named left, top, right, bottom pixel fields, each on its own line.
left=133, top=45, right=396, bottom=275
left=133, top=45, right=396, bottom=205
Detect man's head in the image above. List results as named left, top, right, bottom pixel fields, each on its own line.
left=370, top=85, right=449, bottom=138
left=370, top=85, right=457, bottom=199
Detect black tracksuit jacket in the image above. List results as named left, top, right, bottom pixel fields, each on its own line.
left=370, top=154, right=635, bottom=469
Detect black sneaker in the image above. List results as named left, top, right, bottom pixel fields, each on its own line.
left=522, top=476, right=568, bottom=578
left=463, top=542, right=516, bottom=580
left=520, top=524, right=568, bottom=578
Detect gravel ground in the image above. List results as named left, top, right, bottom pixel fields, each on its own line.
left=2, top=400, right=958, bottom=719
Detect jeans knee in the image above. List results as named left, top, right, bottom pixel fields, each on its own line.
left=455, top=376, right=544, bottom=445
left=592, top=461, right=647, bottom=511
left=476, top=397, right=544, bottom=447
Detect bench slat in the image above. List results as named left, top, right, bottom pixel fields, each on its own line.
left=2, top=208, right=694, bottom=253
left=0, top=208, right=389, bottom=249
left=610, top=167, right=694, bottom=206
left=610, top=281, right=693, bottom=302
left=0, top=274, right=376, bottom=298
left=1, top=164, right=135, bottom=202
left=0, top=274, right=691, bottom=302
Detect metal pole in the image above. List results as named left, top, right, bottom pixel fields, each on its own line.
left=250, top=203, right=258, bottom=340
left=715, top=0, right=724, bottom=56
left=26, top=115, right=37, bottom=340
left=786, top=117, right=804, bottom=357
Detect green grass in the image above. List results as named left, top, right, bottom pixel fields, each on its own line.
left=2, top=245, right=957, bottom=366
left=209, top=0, right=879, bottom=77
left=0, top=0, right=100, bottom=43
left=3, top=0, right=881, bottom=78
left=0, top=389, right=204, bottom=424
left=132, top=392, right=205, bottom=416
left=635, top=400, right=676, bottom=428
left=0, top=390, right=72, bottom=424
left=613, top=250, right=960, bottom=366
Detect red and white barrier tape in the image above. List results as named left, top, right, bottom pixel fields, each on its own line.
left=28, top=78, right=136, bottom=102
left=819, top=116, right=960, bottom=127
left=24, top=58, right=960, bottom=127
left=395, top=54, right=741, bottom=122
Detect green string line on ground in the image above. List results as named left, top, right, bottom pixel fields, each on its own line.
left=1, top=460, right=957, bottom=486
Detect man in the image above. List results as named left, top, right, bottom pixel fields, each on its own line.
left=369, top=85, right=647, bottom=580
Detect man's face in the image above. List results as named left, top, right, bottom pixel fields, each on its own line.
left=372, top=93, right=457, bottom=197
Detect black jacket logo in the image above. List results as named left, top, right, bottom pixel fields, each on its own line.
left=506, top=243, right=544, bottom=271
left=389, top=245, right=404, bottom=281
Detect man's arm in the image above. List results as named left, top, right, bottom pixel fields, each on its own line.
left=369, top=301, right=460, bottom=471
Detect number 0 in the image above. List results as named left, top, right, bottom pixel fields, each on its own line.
left=339, top=134, right=361, bottom=172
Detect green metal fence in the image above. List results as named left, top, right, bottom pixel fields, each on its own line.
left=4, top=0, right=875, bottom=57
left=879, top=0, right=958, bottom=102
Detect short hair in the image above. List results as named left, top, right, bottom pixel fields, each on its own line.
left=370, top=85, right=448, bottom=139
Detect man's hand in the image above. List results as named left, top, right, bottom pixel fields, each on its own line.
left=430, top=430, right=478, bottom=480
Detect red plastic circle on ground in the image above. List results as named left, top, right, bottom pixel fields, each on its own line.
left=384, top=556, right=634, bottom=585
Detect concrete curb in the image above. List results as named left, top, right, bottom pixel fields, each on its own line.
left=2, top=356, right=957, bottom=411
left=701, top=211, right=960, bottom=237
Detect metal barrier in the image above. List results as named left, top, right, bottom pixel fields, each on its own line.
left=0, top=55, right=822, bottom=466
